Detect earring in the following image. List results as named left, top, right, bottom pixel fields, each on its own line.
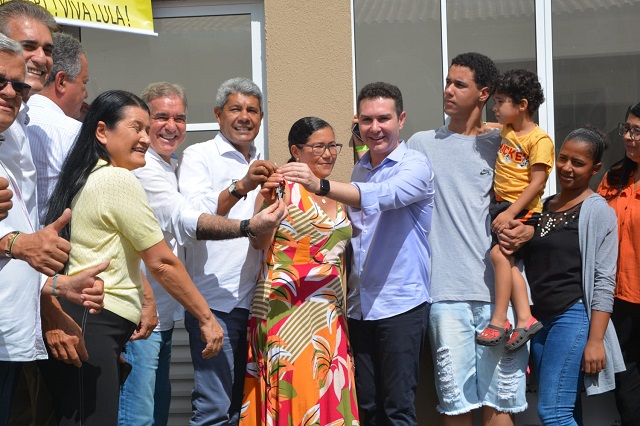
left=296, top=158, right=300, bottom=162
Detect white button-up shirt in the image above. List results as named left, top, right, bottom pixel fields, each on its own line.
left=178, top=133, right=261, bottom=312
left=27, top=94, right=82, bottom=226
left=0, top=104, right=47, bottom=361
left=132, top=148, right=201, bottom=330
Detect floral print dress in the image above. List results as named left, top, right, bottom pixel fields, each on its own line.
left=240, top=182, right=359, bottom=426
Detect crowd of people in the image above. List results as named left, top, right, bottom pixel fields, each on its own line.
left=0, top=1, right=639, bottom=426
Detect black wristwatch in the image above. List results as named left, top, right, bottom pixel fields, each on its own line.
left=228, top=180, right=246, bottom=200
left=316, top=179, right=330, bottom=196
left=240, top=219, right=256, bottom=238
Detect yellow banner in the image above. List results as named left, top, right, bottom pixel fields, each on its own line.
left=0, top=0, right=156, bottom=35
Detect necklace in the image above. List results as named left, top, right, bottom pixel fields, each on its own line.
left=538, top=202, right=581, bottom=237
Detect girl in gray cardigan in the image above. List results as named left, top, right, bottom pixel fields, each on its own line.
left=520, top=126, right=624, bottom=425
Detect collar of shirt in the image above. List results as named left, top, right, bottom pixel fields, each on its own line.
left=27, top=94, right=66, bottom=119
left=146, top=146, right=178, bottom=172
left=215, top=132, right=259, bottom=162
left=19, top=101, right=29, bottom=126
left=358, top=140, right=406, bottom=171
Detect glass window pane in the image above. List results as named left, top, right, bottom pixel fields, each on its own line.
left=447, top=0, right=536, bottom=122
left=354, top=0, right=443, bottom=139
left=552, top=1, right=640, bottom=185
left=79, top=15, right=252, bottom=125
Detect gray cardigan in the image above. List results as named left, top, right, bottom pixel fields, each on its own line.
left=579, top=194, right=625, bottom=396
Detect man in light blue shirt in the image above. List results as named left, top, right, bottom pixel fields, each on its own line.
left=278, top=82, right=434, bottom=425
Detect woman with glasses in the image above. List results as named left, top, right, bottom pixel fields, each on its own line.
left=240, top=117, right=358, bottom=425
left=597, top=102, right=640, bottom=425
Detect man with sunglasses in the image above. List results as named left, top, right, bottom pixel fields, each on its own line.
left=0, top=38, right=20, bottom=225
left=0, top=3, right=105, bottom=424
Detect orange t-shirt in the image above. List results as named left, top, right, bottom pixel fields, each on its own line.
left=597, top=172, right=640, bottom=304
left=493, top=125, right=555, bottom=212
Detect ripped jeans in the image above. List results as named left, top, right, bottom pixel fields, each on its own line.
left=429, top=301, right=528, bottom=415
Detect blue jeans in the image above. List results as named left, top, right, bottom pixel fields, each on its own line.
left=119, top=328, right=174, bottom=426
left=185, top=308, right=248, bottom=426
left=531, top=301, right=588, bottom=426
left=348, top=303, right=430, bottom=426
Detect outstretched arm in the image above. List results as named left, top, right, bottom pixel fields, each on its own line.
left=41, top=260, right=110, bottom=314
left=140, top=241, right=224, bottom=359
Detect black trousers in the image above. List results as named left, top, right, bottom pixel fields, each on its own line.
left=39, top=300, right=136, bottom=426
left=0, top=361, right=21, bottom=426
left=348, top=302, right=430, bottom=426
left=612, top=298, right=640, bottom=426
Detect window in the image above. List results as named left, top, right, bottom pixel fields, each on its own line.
left=79, top=2, right=264, bottom=155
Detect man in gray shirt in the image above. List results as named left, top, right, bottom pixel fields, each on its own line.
left=408, top=52, right=530, bottom=426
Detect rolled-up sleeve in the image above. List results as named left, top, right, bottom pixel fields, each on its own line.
left=134, top=161, right=200, bottom=246
left=179, top=146, right=222, bottom=215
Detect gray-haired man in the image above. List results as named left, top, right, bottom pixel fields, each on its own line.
left=178, top=77, right=275, bottom=425
left=118, top=81, right=285, bottom=426
left=28, top=32, right=89, bottom=224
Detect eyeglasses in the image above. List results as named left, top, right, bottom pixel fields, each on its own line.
left=0, top=76, right=31, bottom=99
left=151, top=114, right=187, bottom=125
left=618, top=123, right=640, bottom=141
left=296, top=143, right=343, bottom=155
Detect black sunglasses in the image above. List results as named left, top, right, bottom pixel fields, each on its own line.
left=0, top=76, right=31, bottom=99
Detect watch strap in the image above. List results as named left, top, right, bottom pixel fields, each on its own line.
left=240, top=219, right=256, bottom=238
left=316, top=179, right=330, bottom=196
left=229, top=180, right=247, bottom=200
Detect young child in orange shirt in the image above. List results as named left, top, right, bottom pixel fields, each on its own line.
left=476, top=69, right=555, bottom=351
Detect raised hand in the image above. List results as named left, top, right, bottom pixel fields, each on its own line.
left=0, top=177, right=13, bottom=220
left=11, top=208, right=72, bottom=276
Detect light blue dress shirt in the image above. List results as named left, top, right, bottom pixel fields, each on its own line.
left=347, top=142, right=435, bottom=320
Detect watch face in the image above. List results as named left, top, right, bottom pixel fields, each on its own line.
left=317, top=179, right=330, bottom=195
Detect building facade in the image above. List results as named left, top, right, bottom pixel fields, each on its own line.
left=67, top=0, right=634, bottom=423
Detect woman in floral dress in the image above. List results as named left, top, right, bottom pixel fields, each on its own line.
left=240, top=117, right=359, bottom=426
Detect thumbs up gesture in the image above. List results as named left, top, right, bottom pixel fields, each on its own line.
left=0, top=177, right=13, bottom=220
left=9, top=208, right=73, bottom=276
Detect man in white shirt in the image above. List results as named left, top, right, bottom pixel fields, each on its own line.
left=0, top=3, right=104, bottom=424
left=179, top=77, right=276, bottom=426
left=28, top=32, right=89, bottom=225
left=119, top=82, right=285, bottom=426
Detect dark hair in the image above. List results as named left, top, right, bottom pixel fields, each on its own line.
left=563, top=124, right=608, bottom=165
left=45, top=90, right=150, bottom=242
left=451, top=52, right=499, bottom=95
left=604, top=101, right=640, bottom=198
left=356, top=82, right=403, bottom=117
left=287, top=117, right=333, bottom=163
left=494, top=69, right=545, bottom=114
